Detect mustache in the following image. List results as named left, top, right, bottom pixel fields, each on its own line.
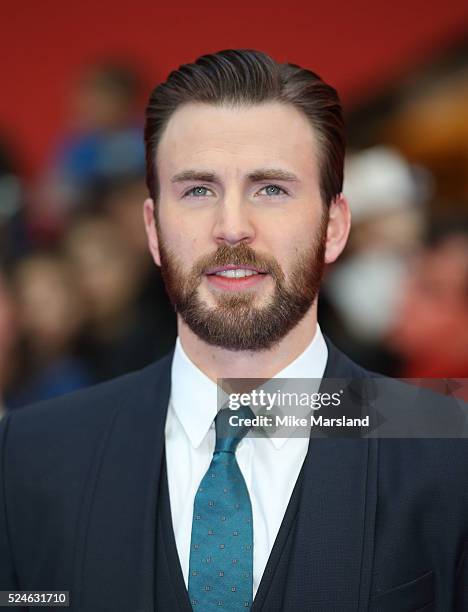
left=192, top=243, right=285, bottom=281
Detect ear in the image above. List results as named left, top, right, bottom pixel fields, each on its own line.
left=143, top=198, right=161, bottom=267
left=324, top=193, right=351, bottom=264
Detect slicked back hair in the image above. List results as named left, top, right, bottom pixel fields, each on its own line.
left=144, top=49, right=345, bottom=207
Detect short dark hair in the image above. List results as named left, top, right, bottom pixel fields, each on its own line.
left=144, top=49, right=345, bottom=207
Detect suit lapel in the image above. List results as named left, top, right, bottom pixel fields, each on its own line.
left=276, top=438, right=377, bottom=610
left=72, top=353, right=173, bottom=612
left=254, top=338, right=379, bottom=610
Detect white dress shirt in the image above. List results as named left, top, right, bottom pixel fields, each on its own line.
left=165, top=325, right=328, bottom=596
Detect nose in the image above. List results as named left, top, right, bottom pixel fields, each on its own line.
left=212, top=194, right=256, bottom=246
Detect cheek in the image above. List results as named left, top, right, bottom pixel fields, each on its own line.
left=260, top=231, right=306, bottom=278
left=263, top=212, right=317, bottom=261
left=159, top=199, right=214, bottom=253
left=159, top=217, right=203, bottom=268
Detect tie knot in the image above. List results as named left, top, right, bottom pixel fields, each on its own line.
left=214, top=405, right=253, bottom=453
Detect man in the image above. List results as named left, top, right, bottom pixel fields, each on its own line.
left=1, top=50, right=467, bottom=611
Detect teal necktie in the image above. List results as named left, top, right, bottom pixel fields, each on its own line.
left=188, top=407, right=253, bottom=610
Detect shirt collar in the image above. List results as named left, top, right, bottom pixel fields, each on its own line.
left=170, top=336, right=219, bottom=449
left=170, top=324, right=328, bottom=449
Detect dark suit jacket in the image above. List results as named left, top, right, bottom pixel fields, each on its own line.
left=1, top=338, right=467, bottom=611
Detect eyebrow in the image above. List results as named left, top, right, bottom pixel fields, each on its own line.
left=170, top=168, right=300, bottom=184
left=171, top=170, right=219, bottom=184
left=247, top=168, right=299, bottom=183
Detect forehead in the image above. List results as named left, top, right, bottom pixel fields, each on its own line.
left=157, top=101, right=321, bottom=180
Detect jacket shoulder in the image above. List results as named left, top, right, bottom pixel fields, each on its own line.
left=323, top=335, right=381, bottom=380
left=1, top=351, right=174, bottom=462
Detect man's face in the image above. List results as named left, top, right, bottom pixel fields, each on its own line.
left=146, top=102, right=332, bottom=351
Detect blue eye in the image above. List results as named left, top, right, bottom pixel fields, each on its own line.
left=184, top=186, right=212, bottom=197
left=258, top=184, right=287, bottom=196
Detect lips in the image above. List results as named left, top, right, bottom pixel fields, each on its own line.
left=205, top=264, right=266, bottom=276
left=204, top=264, right=269, bottom=291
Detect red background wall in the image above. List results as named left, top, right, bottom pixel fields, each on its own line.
left=2, top=0, right=468, bottom=176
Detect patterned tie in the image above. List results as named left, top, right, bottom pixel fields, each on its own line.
left=188, top=407, right=253, bottom=610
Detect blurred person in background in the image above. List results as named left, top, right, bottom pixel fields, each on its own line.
left=5, top=253, right=92, bottom=409
left=0, top=134, right=30, bottom=262
left=33, top=62, right=145, bottom=241
left=98, top=175, right=151, bottom=260
left=321, top=146, right=430, bottom=374
left=0, top=266, right=18, bottom=417
left=96, top=173, right=178, bottom=334
left=65, top=213, right=174, bottom=382
left=388, top=217, right=468, bottom=377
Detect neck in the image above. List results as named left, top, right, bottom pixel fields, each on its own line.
left=177, top=304, right=318, bottom=381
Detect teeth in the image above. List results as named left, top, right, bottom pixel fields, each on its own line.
left=214, top=268, right=259, bottom=278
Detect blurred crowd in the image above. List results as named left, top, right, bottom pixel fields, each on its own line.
left=0, top=63, right=177, bottom=415
left=320, top=147, right=468, bottom=379
left=1, top=60, right=467, bottom=415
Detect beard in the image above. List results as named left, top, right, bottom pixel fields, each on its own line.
left=156, top=211, right=328, bottom=351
